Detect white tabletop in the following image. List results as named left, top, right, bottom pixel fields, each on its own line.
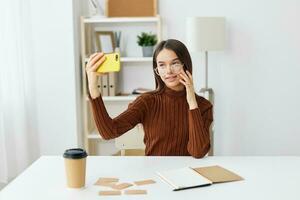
left=1, top=156, right=300, bottom=200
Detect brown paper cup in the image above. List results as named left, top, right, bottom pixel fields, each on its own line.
left=63, top=148, right=88, bottom=188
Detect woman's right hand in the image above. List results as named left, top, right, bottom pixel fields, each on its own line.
left=86, top=52, right=107, bottom=99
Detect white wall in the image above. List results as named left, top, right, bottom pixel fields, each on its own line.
left=160, top=0, right=300, bottom=155
left=27, top=0, right=300, bottom=156
left=30, top=0, right=82, bottom=155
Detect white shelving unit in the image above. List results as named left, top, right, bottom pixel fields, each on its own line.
left=83, top=16, right=160, bottom=23
left=80, top=15, right=161, bottom=155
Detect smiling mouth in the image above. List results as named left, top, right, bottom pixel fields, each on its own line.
left=165, top=75, right=178, bottom=81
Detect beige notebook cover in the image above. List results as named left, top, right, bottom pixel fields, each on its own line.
left=193, top=165, right=244, bottom=183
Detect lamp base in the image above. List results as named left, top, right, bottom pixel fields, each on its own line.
left=199, top=87, right=214, bottom=156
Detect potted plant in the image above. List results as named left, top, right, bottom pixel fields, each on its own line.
left=137, top=32, right=158, bottom=57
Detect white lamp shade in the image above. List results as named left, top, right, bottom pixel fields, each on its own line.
left=186, top=17, right=225, bottom=51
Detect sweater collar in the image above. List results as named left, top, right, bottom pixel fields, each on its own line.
left=163, top=86, right=186, bottom=98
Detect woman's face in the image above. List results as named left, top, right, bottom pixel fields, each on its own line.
left=155, top=48, right=184, bottom=91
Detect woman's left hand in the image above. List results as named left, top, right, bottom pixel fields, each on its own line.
left=179, top=70, right=198, bottom=110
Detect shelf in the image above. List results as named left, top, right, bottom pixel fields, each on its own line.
left=84, top=56, right=152, bottom=63
left=121, top=57, right=152, bottom=62
left=86, top=95, right=138, bottom=102
left=103, top=95, right=138, bottom=101
left=83, top=16, right=160, bottom=24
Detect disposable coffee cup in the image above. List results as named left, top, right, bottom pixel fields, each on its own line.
left=63, top=148, right=88, bottom=188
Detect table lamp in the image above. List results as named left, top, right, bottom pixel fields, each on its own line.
left=186, top=17, right=225, bottom=102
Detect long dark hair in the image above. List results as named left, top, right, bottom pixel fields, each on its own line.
left=152, top=39, right=193, bottom=92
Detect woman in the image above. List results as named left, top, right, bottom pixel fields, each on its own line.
left=86, top=39, right=213, bottom=158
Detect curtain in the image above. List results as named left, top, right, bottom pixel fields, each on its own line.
left=0, top=0, right=40, bottom=184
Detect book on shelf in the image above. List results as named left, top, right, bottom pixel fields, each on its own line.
left=97, top=76, right=102, bottom=94
left=157, top=165, right=243, bottom=191
left=108, top=72, right=118, bottom=96
left=101, top=74, right=109, bottom=96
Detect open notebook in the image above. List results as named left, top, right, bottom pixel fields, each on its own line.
left=157, top=165, right=243, bottom=191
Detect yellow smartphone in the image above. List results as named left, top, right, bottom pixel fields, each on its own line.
left=97, top=52, right=120, bottom=73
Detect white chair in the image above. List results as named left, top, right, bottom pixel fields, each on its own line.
left=115, top=123, right=214, bottom=156
left=115, top=124, right=145, bottom=156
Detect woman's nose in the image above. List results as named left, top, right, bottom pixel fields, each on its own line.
left=166, top=64, right=172, bottom=74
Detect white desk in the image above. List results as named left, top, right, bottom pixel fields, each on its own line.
left=1, top=156, right=300, bottom=199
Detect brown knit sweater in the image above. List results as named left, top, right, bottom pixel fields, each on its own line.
left=89, top=86, right=213, bottom=158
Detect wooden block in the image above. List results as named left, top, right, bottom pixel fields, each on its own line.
left=96, top=177, right=119, bottom=182
left=134, top=179, right=156, bottom=186
left=94, top=177, right=119, bottom=186
left=99, top=190, right=121, bottom=196
left=124, top=190, right=147, bottom=195
left=111, top=183, right=133, bottom=190
left=95, top=181, right=116, bottom=187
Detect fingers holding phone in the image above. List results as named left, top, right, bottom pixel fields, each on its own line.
left=86, top=52, right=107, bottom=74
left=86, top=52, right=107, bottom=99
left=86, top=52, right=120, bottom=74
left=86, top=52, right=121, bottom=98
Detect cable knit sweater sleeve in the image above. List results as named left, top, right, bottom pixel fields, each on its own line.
left=88, top=94, right=147, bottom=140
left=187, top=98, right=213, bottom=158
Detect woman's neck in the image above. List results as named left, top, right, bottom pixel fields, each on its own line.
left=166, top=84, right=185, bottom=91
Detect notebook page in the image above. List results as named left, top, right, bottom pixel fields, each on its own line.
left=157, top=167, right=212, bottom=190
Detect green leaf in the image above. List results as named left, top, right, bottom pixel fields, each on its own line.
left=137, top=32, right=158, bottom=46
